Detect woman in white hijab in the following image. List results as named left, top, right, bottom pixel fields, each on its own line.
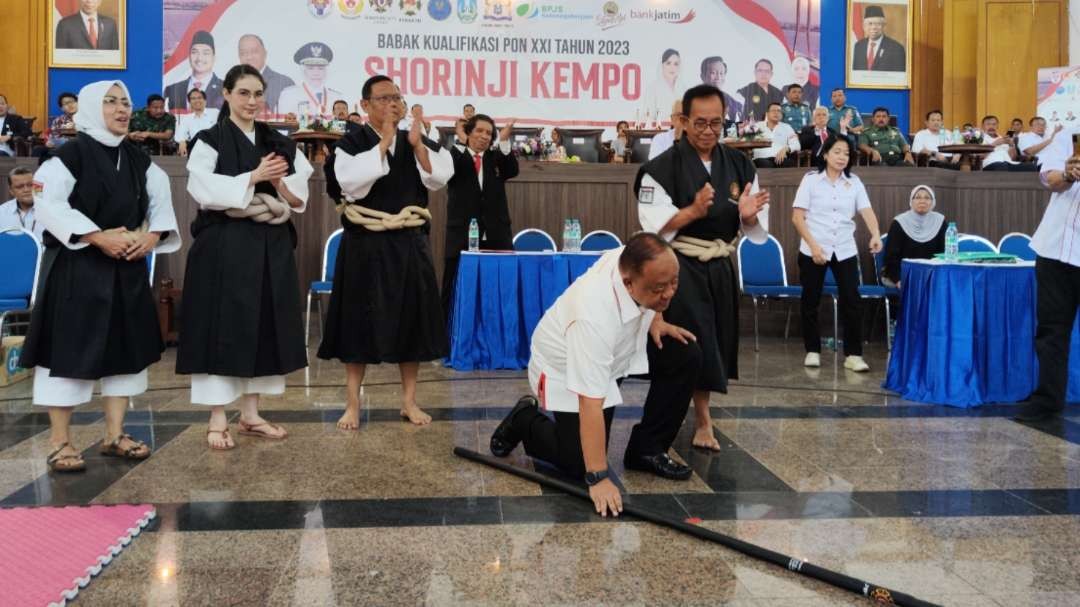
left=20, top=80, right=180, bottom=473
left=882, top=185, right=946, bottom=288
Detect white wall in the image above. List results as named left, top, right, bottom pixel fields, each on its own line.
left=1072, top=0, right=1080, bottom=65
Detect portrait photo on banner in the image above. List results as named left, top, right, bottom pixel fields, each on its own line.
left=49, top=0, right=126, bottom=69
left=846, top=0, right=910, bottom=89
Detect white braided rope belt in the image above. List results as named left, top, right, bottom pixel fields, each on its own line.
left=336, top=202, right=431, bottom=231
left=225, top=192, right=292, bottom=225
left=670, top=235, right=738, bottom=262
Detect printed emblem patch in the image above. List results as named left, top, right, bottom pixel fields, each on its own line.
left=639, top=186, right=654, bottom=204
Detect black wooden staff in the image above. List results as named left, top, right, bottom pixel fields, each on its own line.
left=453, top=447, right=941, bottom=607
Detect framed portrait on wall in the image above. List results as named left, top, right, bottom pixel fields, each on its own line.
left=846, top=0, right=911, bottom=89
left=49, top=0, right=126, bottom=69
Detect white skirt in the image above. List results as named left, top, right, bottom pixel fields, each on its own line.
left=33, top=366, right=148, bottom=407
left=190, top=374, right=286, bottom=406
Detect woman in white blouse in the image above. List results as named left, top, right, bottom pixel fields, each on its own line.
left=791, top=134, right=882, bottom=372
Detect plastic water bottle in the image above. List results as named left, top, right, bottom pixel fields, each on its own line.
left=571, top=219, right=582, bottom=252
left=563, top=219, right=573, bottom=252
left=952, top=127, right=961, bottom=143
left=938, top=129, right=947, bottom=145
left=468, top=218, right=480, bottom=252
left=945, top=222, right=959, bottom=260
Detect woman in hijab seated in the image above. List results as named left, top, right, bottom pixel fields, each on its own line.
left=882, top=185, right=946, bottom=289
left=20, top=80, right=181, bottom=473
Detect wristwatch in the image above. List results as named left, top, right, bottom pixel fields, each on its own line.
left=584, top=469, right=609, bottom=486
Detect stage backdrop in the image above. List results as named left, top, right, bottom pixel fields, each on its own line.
left=1037, top=65, right=1080, bottom=128
left=162, top=0, right=821, bottom=127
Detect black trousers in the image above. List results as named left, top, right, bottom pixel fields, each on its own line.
left=983, top=161, right=1038, bottom=172
left=512, top=406, right=615, bottom=478
left=798, top=253, right=863, bottom=355
left=753, top=156, right=796, bottom=169
left=1030, top=257, right=1080, bottom=412
left=629, top=336, right=703, bottom=458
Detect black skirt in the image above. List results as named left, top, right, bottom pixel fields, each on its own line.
left=176, top=216, right=307, bottom=377
left=317, top=228, right=447, bottom=363
left=662, top=252, right=740, bottom=392
left=20, top=247, right=163, bottom=379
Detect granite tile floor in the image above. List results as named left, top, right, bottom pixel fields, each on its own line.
left=2, top=338, right=1079, bottom=606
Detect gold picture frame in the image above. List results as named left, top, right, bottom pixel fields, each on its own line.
left=49, top=0, right=127, bottom=69
left=845, top=0, right=911, bottom=90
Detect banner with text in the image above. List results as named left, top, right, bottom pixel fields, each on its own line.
left=163, top=0, right=821, bottom=128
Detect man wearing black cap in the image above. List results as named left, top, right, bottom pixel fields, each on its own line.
left=852, top=6, right=906, bottom=72
left=278, top=42, right=344, bottom=121
left=164, top=30, right=224, bottom=110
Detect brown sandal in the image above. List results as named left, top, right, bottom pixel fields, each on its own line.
left=100, top=434, right=152, bottom=460
left=237, top=419, right=287, bottom=439
left=46, top=443, right=86, bottom=473
left=207, top=427, right=236, bottom=451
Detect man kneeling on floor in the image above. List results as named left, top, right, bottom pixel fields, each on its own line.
left=489, top=232, right=703, bottom=517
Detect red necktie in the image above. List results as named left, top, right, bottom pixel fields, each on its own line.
left=88, top=17, right=98, bottom=49
left=820, top=130, right=827, bottom=145
left=473, top=153, right=482, bottom=175
left=867, top=41, right=876, bottom=70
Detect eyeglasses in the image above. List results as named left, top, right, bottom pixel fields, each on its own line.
left=369, top=95, right=403, bottom=105
left=102, top=96, right=131, bottom=108
left=691, top=119, right=725, bottom=133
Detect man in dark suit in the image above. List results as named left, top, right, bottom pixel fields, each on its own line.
left=163, top=30, right=223, bottom=110
left=851, top=5, right=906, bottom=72
left=238, top=34, right=295, bottom=115
left=442, top=114, right=520, bottom=328
left=54, top=0, right=119, bottom=50
left=0, top=94, right=31, bottom=157
left=737, top=59, right=784, bottom=122
left=799, top=106, right=855, bottom=162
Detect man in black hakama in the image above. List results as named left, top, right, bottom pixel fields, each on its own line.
left=20, top=80, right=180, bottom=472
left=633, top=84, right=770, bottom=458
left=319, top=75, right=454, bottom=429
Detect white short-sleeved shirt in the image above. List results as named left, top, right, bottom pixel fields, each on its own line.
left=0, top=199, right=44, bottom=240
left=980, top=133, right=1017, bottom=166
left=1031, top=127, right=1080, bottom=266
left=1017, top=131, right=1060, bottom=165
left=527, top=247, right=655, bottom=413
left=648, top=129, right=676, bottom=160
left=792, top=170, right=871, bottom=261
left=175, top=109, right=220, bottom=142
left=752, top=121, right=800, bottom=160
left=911, top=129, right=952, bottom=157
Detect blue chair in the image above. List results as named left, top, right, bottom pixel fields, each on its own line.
left=512, top=228, right=557, bottom=252
left=306, top=228, right=343, bottom=345
left=997, top=232, right=1035, bottom=261
left=0, top=228, right=43, bottom=337
left=957, top=234, right=998, bottom=254
left=580, top=230, right=621, bottom=251
left=737, top=235, right=802, bottom=351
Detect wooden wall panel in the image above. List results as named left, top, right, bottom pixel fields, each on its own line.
left=910, top=0, right=946, bottom=131
left=0, top=1, right=48, bottom=132
left=943, top=0, right=980, bottom=126
left=977, top=1, right=1067, bottom=124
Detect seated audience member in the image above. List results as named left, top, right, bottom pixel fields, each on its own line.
left=549, top=128, right=567, bottom=161
left=800, top=106, right=854, bottom=160
left=781, top=84, right=812, bottom=131
left=859, top=107, right=914, bottom=166
left=174, top=88, right=219, bottom=156
left=1018, top=117, right=1063, bottom=166
left=911, top=109, right=959, bottom=168
left=0, top=166, right=45, bottom=239
left=347, top=112, right=363, bottom=125
left=46, top=92, right=79, bottom=149
left=648, top=100, right=683, bottom=160
left=0, top=94, right=31, bottom=157
left=827, top=88, right=863, bottom=134
left=332, top=99, right=349, bottom=121
left=753, top=102, right=800, bottom=168
left=882, top=185, right=946, bottom=288
left=980, top=115, right=1037, bottom=171
left=611, top=120, right=630, bottom=161
left=1009, top=118, right=1024, bottom=137
left=129, top=94, right=176, bottom=155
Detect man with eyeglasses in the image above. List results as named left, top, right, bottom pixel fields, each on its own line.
left=319, top=74, right=454, bottom=430
left=635, top=84, right=770, bottom=458
left=0, top=166, right=44, bottom=239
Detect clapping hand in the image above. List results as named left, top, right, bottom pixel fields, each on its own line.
left=690, top=183, right=715, bottom=219
left=408, top=109, right=426, bottom=148
left=499, top=119, right=516, bottom=143
left=736, top=182, right=769, bottom=222
left=251, top=153, right=289, bottom=185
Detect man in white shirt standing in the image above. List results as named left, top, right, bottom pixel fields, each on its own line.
left=0, top=166, right=43, bottom=239
left=980, top=115, right=1037, bottom=172
left=911, top=109, right=959, bottom=169
left=1018, top=117, right=1064, bottom=166
left=1018, top=129, right=1080, bottom=421
left=753, top=102, right=800, bottom=168
left=489, top=234, right=701, bottom=516
left=648, top=100, right=683, bottom=160
left=175, top=89, right=220, bottom=157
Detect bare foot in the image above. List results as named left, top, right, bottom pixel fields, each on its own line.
left=400, top=403, right=432, bottom=426
left=207, top=427, right=235, bottom=450
left=692, top=426, right=721, bottom=451
left=337, top=401, right=361, bottom=430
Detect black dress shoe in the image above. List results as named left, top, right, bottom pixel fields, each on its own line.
left=623, top=452, right=693, bottom=481
left=490, top=396, right=539, bottom=457
left=1013, top=403, right=1062, bottom=422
